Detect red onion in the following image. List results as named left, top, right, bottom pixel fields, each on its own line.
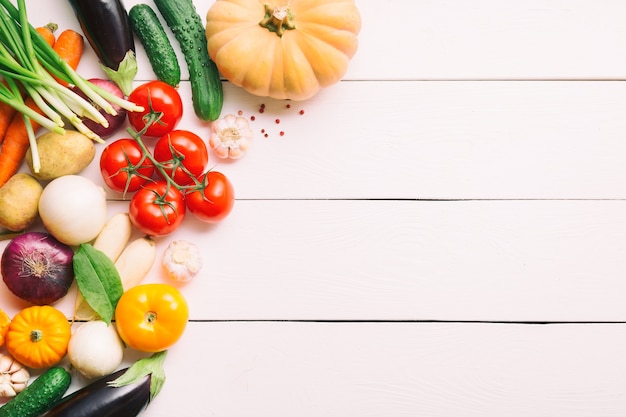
left=1, top=232, right=75, bottom=305
left=73, top=78, right=127, bottom=139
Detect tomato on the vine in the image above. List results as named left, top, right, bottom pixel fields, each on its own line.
left=127, top=80, right=183, bottom=137
left=115, top=283, right=189, bottom=352
left=186, top=171, right=235, bottom=223
left=153, top=130, right=209, bottom=186
left=129, top=181, right=186, bottom=236
left=100, top=138, right=154, bottom=193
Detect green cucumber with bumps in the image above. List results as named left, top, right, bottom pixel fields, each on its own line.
left=129, top=4, right=181, bottom=88
left=153, top=0, right=223, bottom=121
left=0, top=367, right=71, bottom=417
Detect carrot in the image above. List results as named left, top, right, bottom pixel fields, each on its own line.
left=52, top=29, right=84, bottom=86
left=0, top=82, right=19, bottom=147
left=0, top=98, right=46, bottom=188
left=36, top=23, right=57, bottom=47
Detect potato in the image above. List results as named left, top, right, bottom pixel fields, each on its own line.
left=26, top=130, right=96, bottom=180
left=0, top=173, right=43, bottom=231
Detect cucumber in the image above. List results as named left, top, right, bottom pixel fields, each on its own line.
left=0, top=367, right=71, bottom=417
left=128, top=4, right=181, bottom=88
left=153, top=0, right=223, bottom=121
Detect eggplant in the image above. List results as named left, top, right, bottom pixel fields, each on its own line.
left=67, top=0, right=137, bottom=95
left=41, top=368, right=151, bottom=417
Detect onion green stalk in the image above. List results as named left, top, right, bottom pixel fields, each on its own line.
left=0, top=0, right=144, bottom=172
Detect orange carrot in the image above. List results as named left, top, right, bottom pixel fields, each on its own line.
left=0, top=81, right=20, bottom=148
left=36, top=24, right=57, bottom=47
left=52, top=29, right=84, bottom=86
left=0, top=98, right=46, bottom=188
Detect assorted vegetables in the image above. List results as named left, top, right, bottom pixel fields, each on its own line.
left=0, top=0, right=142, bottom=178
left=104, top=81, right=235, bottom=236
left=0, top=0, right=355, bottom=412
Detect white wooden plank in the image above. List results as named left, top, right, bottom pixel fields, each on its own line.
left=136, top=322, right=626, bottom=417
left=164, top=199, right=626, bottom=322
left=352, top=0, right=626, bottom=80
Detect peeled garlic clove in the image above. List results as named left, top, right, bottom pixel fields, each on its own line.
left=162, top=240, right=202, bottom=282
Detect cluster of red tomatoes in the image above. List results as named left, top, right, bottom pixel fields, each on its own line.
left=99, top=80, right=235, bottom=237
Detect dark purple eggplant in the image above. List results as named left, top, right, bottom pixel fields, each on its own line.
left=41, top=368, right=150, bottom=417
left=67, top=0, right=137, bottom=95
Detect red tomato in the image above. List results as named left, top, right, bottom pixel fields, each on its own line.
left=186, top=171, right=235, bottom=223
left=100, top=138, right=154, bottom=193
left=127, top=80, right=183, bottom=137
left=153, top=130, right=209, bottom=186
left=129, top=181, right=186, bottom=236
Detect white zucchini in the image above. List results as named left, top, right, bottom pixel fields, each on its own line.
left=115, top=236, right=157, bottom=290
left=92, top=212, right=132, bottom=261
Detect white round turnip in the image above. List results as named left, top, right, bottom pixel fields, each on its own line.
left=38, top=175, right=108, bottom=246
left=68, top=320, right=125, bottom=379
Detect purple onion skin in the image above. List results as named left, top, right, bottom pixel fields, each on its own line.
left=1, top=232, right=75, bottom=305
left=73, top=78, right=127, bottom=139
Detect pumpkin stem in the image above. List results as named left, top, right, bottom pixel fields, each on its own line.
left=259, top=4, right=296, bottom=37
left=30, top=329, right=43, bottom=343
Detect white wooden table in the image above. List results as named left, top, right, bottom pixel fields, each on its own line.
left=3, top=0, right=626, bottom=415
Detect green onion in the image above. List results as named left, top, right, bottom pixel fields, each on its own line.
left=0, top=0, right=144, bottom=171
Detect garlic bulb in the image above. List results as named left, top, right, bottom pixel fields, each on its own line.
left=0, top=354, right=30, bottom=397
left=162, top=240, right=202, bottom=282
left=208, top=114, right=254, bottom=159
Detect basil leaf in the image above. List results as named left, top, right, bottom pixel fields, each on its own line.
left=73, top=243, right=124, bottom=324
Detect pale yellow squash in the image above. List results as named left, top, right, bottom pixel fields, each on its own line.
left=206, top=0, right=361, bottom=100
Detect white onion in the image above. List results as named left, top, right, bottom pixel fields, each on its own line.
left=38, top=175, right=108, bottom=246
left=68, top=320, right=125, bottom=379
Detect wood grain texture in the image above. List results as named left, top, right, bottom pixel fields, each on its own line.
left=135, top=322, right=626, bottom=417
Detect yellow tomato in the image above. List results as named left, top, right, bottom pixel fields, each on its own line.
left=115, top=283, right=189, bottom=352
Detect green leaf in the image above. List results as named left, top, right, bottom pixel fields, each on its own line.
left=101, top=50, right=137, bottom=96
left=108, top=350, right=168, bottom=402
left=73, top=243, right=124, bottom=324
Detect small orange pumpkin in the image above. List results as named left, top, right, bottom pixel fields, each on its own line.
left=206, top=0, right=361, bottom=100
left=5, top=305, right=71, bottom=369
